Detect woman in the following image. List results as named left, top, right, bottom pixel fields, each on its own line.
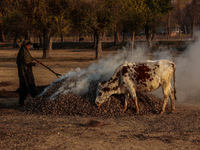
left=16, top=40, right=40, bottom=106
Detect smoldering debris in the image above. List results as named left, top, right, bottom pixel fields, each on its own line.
left=24, top=77, right=167, bottom=117
left=24, top=44, right=181, bottom=117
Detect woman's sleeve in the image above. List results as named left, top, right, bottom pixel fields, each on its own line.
left=23, top=48, right=35, bottom=66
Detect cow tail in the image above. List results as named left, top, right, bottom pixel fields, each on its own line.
left=173, top=63, right=177, bottom=100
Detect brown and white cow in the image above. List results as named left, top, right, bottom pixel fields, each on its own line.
left=95, top=59, right=176, bottom=114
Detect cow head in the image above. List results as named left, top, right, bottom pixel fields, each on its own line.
left=95, top=83, right=112, bottom=107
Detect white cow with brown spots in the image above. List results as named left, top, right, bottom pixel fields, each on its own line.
left=95, top=59, right=176, bottom=114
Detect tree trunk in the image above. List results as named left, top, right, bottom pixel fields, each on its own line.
left=167, top=12, right=171, bottom=40
left=93, top=29, right=97, bottom=48
left=91, top=33, right=93, bottom=41
left=145, top=26, right=152, bottom=49
left=39, top=36, right=43, bottom=48
left=42, top=30, right=52, bottom=58
left=102, top=32, right=106, bottom=41
left=114, top=31, right=119, bottom=45
left=13, top=33, right=18, bottom=48
left=60, top=35, right=63, bottom=48
left=147, top=36, right=152, bottom=49
left=79, top=33, right=82, bottom=42
left=130, top=31, right=135, bottom=52
left=25, top=30, right=30, bottom=40
left=122, top=31, right=125, bottom=42
left=178, top=25, right=181, bottom=39
left=190, top=22, right=193, bottom=39
left=48, top=36, right=53, bottom=51
left=151, top=27, right=156, bottom=41
left=95, top=31, right=102, bottom=59
left=0, top=28, right=5, bottom=42
left=191, top=16, right=196, bottom=39
left=184, top=25, right=187, bottom=34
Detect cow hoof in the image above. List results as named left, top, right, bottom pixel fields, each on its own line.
left=171, top=110, right=175, bottom=113
left=160, top=111, right=164, bottom=114
left=136, top=111, right=139, bottom=115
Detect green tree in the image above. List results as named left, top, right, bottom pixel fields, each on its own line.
left=3, top=0, right=32, bottom=47
left=185, top=0, right=200, bottom=38
left=31, top=0, right=71, bottom=58
left=106, top=0, right=124, bottom=45
left=0, top=0, right=5, bottom=42
left=120, top=0, right=146, bottom=50
left=71, top=0, right=116, bottom=59
left=70, top=0, right=96, bottom=41
left=143, top=0, right=172, bottom=48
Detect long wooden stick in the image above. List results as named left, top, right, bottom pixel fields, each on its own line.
left=33, top=58, right=62, bottom=78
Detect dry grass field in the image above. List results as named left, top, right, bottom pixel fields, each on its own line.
left=0, top=46, right=200, bottom=150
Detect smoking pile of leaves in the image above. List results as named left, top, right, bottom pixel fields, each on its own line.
left=24, top=75, right=169, bottom=117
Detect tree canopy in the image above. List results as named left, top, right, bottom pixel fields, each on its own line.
left=2, top=0, right=198, bottom=59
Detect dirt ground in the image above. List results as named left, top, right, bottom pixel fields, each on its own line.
left=0, top=47, right=200, bottom=150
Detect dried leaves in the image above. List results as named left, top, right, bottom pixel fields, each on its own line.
left=24, top=75, right=168, bottom=117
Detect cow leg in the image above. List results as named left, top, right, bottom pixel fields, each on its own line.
left=170, top=88, right=175, bottom=113
left=161, top=95, right=169, bottom=114
left=107, top=97, right=111, bottom=107
left=161, top=84, right=170, bottom=114
left=134, top=96, right=139, bottom=114
left=125, top=81, right=139, bottom=114
left=123, top=93, right=129, bottom=112
left=129, top=91, right=139, bottom=114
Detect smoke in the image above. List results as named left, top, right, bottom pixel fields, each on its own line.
left=175, top=33, right=200, bottom=101
left=41, top=36, right=200, bottom=102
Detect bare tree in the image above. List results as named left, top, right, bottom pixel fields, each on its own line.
left=185, top=0, right=200, bottom=38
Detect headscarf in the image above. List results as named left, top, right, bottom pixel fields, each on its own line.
left=22, top=40, right=32, bottom=47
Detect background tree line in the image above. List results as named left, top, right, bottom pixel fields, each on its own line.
left=0, top=0, right=199, bottom=59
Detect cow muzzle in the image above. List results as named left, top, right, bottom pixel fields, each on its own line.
left=95, top=102, right=101, bottom=107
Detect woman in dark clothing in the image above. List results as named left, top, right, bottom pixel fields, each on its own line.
left=16, top=40, right=40, bottom=106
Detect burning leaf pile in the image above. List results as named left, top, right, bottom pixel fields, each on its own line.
left=24, top=75, right=168, bottom=117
